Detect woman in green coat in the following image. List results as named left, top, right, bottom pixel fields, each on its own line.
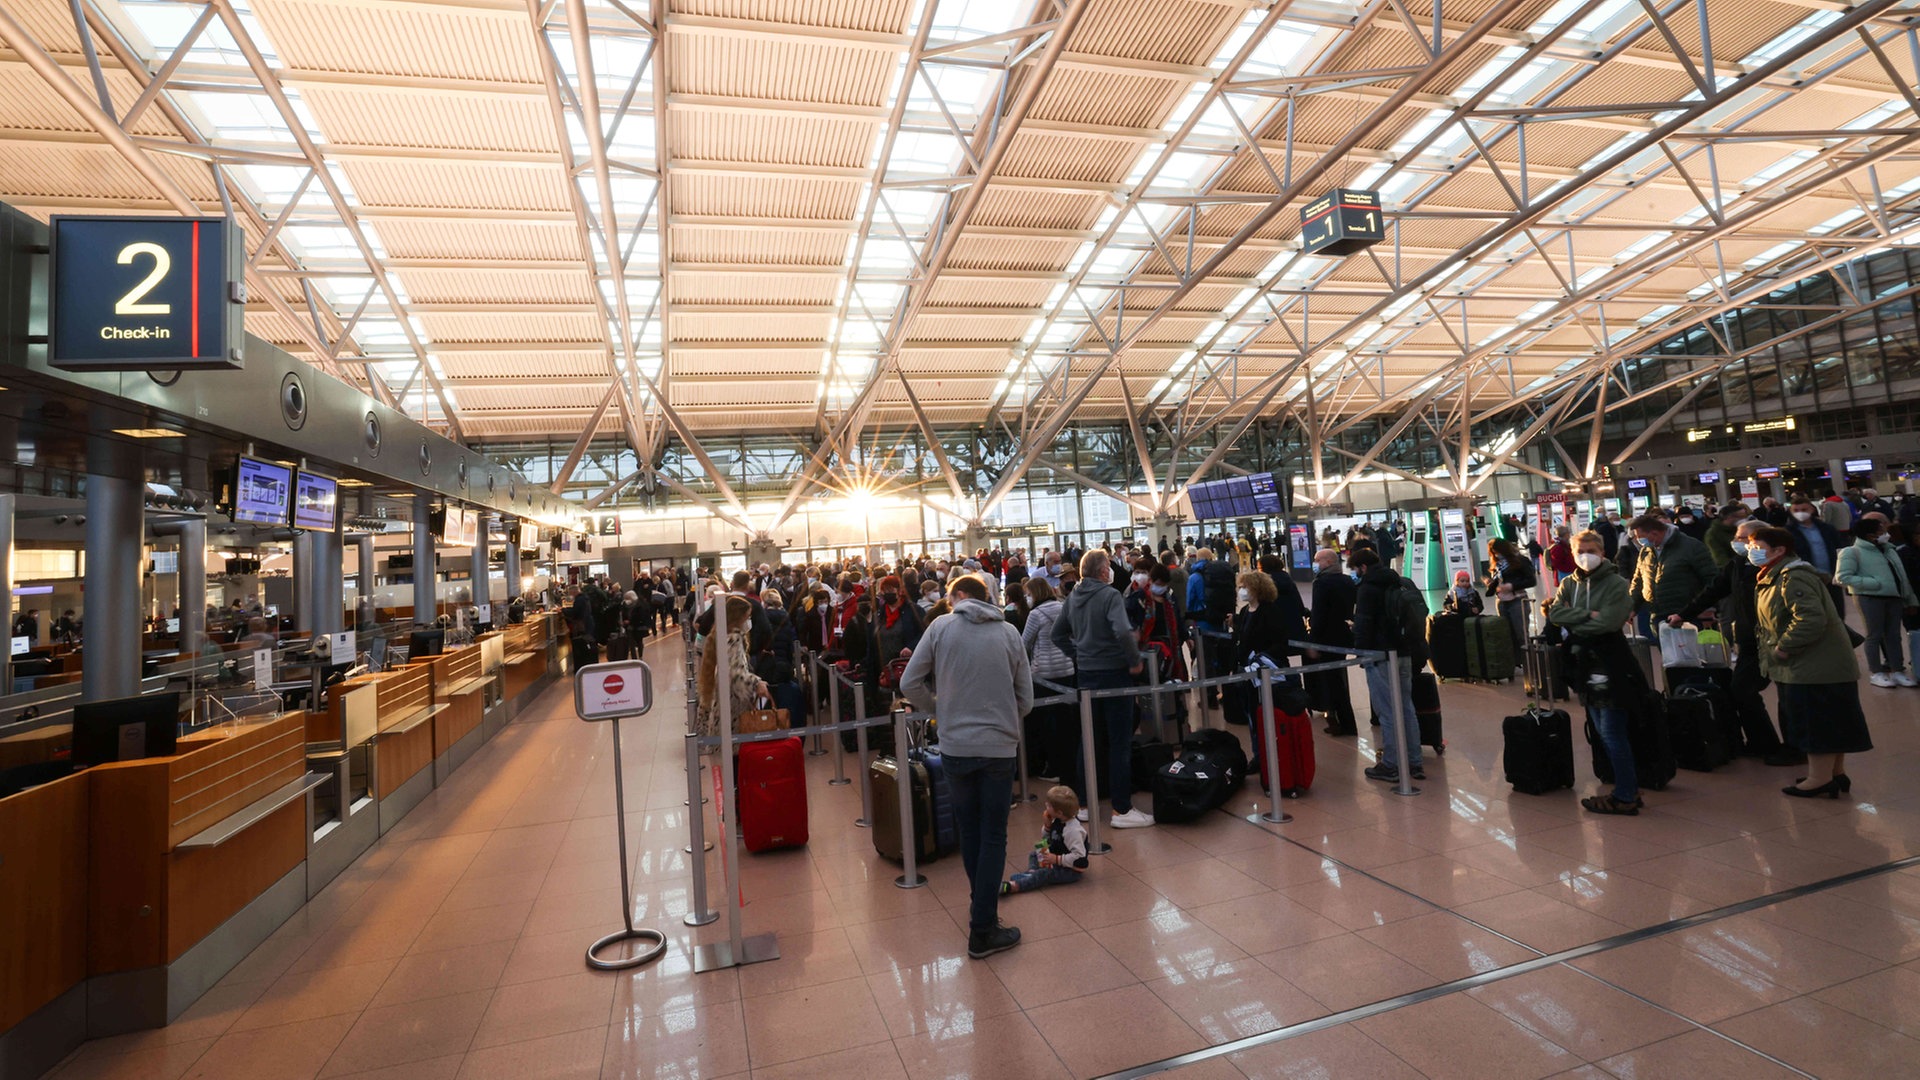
left=1748, top=525, right=1871, bottom=798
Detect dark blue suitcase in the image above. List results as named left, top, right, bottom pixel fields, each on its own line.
left=918, top=749, right=958, bottom=854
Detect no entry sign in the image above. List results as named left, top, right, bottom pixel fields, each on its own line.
left=574, top=661, right=654, bottom=721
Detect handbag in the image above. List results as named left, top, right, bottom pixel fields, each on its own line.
left=736, top=697, right=790, bottom=734
left=1658, top=623, right=1703, bottom=668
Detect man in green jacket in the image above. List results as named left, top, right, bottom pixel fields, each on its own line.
left=1546, top=530, right=1645, bottom=815
left=1702, top=503, right=1749, bottom=568
left=1629, top=513, right=1719, bottom=627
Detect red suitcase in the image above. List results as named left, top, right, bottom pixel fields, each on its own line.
left=738, top=736, right=808, bottom=852
left=1252, top=705, right=1316, bottom=798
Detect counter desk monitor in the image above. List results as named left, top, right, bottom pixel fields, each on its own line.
left=11, top=635, right=28, bottom=656
left=71, top=692, right=181, bottom=766
left=409, top=628, right=445, bottom=659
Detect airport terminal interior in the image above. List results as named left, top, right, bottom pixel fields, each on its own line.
left=4, top=0, right=1920, bottom=1076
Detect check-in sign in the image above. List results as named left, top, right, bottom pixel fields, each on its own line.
left=574, top=661, right=654, bottom=721
left=49, top=215, right=245, bottom=371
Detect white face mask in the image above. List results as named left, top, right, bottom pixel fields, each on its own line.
left=1132, top=572, right=1150, bottom=588
left=1792, top=510, right=1812, bottom=522
left=1730, top=540, right=1747, bottom=557
left=1575, top=552, right=1604, bottom=571
left=1236, top=587, right=1251, bottom=605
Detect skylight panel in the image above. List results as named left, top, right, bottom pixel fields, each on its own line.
left=909, top=64, right=994, bottom=121
left=1744, top=150, right=1815, bottom=187
left=1744, top=242, right=1802, bottom=269
left=1743, top=10, right=1840, bottom=65
left=1811, top=208, right=1865, bottom=235
left=284, top=225, right=363, bottom=261
left=929, top=0, right=1026, bottom=40
left=880, top=189, right=944, bottom=231
left=181, top=91, right=306, bottom=144
left=1145, top=152, right=1225, bottom=194
left=886, top=131, right=965, bottom=177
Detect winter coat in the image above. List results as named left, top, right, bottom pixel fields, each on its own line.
left=1834, top=537, right=1919, bottom=602
left=1631, top=527, right=1718, bottom=618
left=1754, top=559, right=1860, bottom=685
left=1022, top=598, right=1075, bottom=679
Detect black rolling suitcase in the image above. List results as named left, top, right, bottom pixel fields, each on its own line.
left=1585, top=695, right=1676, bottom=791
left=1523, top=638, right=1570, bottom=701
left=1666, top=683, right=1735, bottom=771
left=1412, top=670, right=1445, bottom=755
left=1503, top=707, right=1575, bottom=794
left=1426, top=613, right=1469, bottom=680
left=603, top=632, right=631, bottom=662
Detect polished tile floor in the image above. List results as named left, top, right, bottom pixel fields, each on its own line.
left=49, top=629, right=1920, bottom=1079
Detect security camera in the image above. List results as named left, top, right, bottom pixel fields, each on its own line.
left=74, top=516, right=85, bottom=526
left=53, top=514, right=67, bottom=524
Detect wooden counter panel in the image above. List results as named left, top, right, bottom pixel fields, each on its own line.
left=376, top=722, right=432, bottom=799
left=435, top=688, right=483, bottom=755
left=375, top=665, right=433, bottom=733
left=166, top=799, right=305, bottom=963
left=87, top=760, right=170, bottom=975
left=0, top=723, right=72, bottom=770
left=0, top=771, right=89, bottom=1032
left=167, top=717, right=306, bottom=850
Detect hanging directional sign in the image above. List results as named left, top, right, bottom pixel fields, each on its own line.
left=49, top=215, right=247, bottom=371
left=1298, top=189, right=1386, bottom=257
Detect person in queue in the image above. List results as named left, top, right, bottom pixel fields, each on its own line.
left=1748, top=526, right=1874, bottom=797
left=695, top=594, right=769, bottom=747
left=1545, top=529, right=1646, bottom=815
left=1672, top=518, right=1804, bottom=766
left=1051, top=549, right=1151, bottom=829
left=1349, top=549, right=1424, bottom=784
left=1629, top=511, right=1717, bottom=637
left=1834, top=516, right=1919, bottom=688
left=1305, top=548, right=1358, bottom=736
left=898, top=573, right=1033, bottom=959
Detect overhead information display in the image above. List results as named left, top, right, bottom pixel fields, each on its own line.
left=49, top=215, right=245, bottom=371
left=292, top=472, right=339, bottom=532
left=1298, top=189, right=1385, bottom=257
left=1187, top=472, right=1288, bottom=521
left=233, top=457, right=292, bottom=526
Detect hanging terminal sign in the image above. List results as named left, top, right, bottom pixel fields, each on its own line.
left=49, top=215, right=247, bottom=372
left=1685, top=416, right=1796, bottom=443
left=1298, top=188, right=1386, bottom=257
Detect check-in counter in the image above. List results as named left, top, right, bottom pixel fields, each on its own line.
left=0, top=771, right=88, bottom=1080
left=415, top=645, right=489, bottom=785
left=362, top=663, right=441, bottom=834
left=85, top=713, right=318, bottom=1035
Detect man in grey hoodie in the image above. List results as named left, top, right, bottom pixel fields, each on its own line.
left=1051, top=550, right=1152, bottom=829
left=899, top=573, right=1034, bottom=959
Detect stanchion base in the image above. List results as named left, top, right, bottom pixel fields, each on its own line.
left=807, top=748, right=829, bottom=757
left=853, top=818, right=871, bottom=828
left=585, top=927, right=668, bottom=971
left=1249, top=810, right=1293, bottom=825
left=1089, top=843, right=1113, bottom=856
left=683, top=910, right=719, bottom=927
left=692, top=932, right=780, bottom=972
left=682, top=842, right=714, bottom=853
left=1393, top=786, right=1422, bottom=797
left=894, top=873, right=927, bottom=889
left=828, top=777, right=851, bottom=787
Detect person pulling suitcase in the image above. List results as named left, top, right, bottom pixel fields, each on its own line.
left=1544, top=530, right=1654, bottom=815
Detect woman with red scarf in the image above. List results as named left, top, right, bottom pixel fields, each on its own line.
left=870, top=574, right=925, bottom=662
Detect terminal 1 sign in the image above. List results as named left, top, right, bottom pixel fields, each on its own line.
left=49, top=215, right=246, bottom=371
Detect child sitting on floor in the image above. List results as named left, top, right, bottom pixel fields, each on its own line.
left=1001, top=786, right=1089, bottom=895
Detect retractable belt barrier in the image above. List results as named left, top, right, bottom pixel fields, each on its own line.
left=683, top=633, right=1409, bottom=973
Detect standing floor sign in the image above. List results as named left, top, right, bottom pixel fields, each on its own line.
left=573, top=661, right=667, bottom=971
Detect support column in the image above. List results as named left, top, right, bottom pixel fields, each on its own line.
left=1151, top=512, right=1177, bottom=551
left=178, top=518, right=205, bottom=657
left=354, top=491, right=375, bottom=630
left=292, top=530, right=315, bottom=634
left=1828, top=459, right=1850, bottom=495
left=310, top=518, right=343, bottom=635
left=0, top=493, right=12, bottom=689
left=83, top=436, right=144, bottom=701
left=502, top=518, right=521, bottom=607
left=413, top=493, right=437, bottom=626
left=472, top=511, right=490, bottom=614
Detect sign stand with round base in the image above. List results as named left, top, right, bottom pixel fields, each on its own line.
left=575, top=661, right=670, bottom=972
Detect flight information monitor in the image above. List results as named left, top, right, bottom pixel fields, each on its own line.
left=1224, top=476, right=1256, bottom=517
left=233, top=457, right=292, bottom=526
left=49, top=215, right=245, bottom=371
left=292, top=471, right=339, bottom=531
left=1249, top=472, right=1283, bottom=515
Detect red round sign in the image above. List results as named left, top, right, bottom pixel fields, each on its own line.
left=602, top=674, right=624, bottom=695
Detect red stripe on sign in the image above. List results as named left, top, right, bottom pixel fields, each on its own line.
left=191, top=221, right=201, bottom=356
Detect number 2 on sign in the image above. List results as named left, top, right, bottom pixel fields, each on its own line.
left=114, top=242, right=172, bottom=316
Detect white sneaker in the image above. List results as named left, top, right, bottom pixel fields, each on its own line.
left=1110, top=808, right=1155, bottom=829
left=1893, top=672, right=1919, bottom=688
left=1076, top=808, right=1088, bottom=823
left=1869, top=672, right=1896, bottom=688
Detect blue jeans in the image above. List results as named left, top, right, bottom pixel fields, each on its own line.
left=1364, top=656, right=1422, bottom=771
left=944, top=755, right=1016, bottom=936
left=1008, top=850, right=1082, bottom=893
left=1591, top=705, right=1638, bottom=802
left=1079, top=668, right=1138, bottom=814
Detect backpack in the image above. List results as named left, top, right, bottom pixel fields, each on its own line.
left=1201, top=561, right=1236, bottom=625
left=1382, top=576, right=1430, bottom=663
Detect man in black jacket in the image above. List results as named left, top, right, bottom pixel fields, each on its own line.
left=1672, top=519, right=1804, bottom=767
left=1350, top=550, right=1424, bottom=783
left=1305, top=549, right=1358, bottom=735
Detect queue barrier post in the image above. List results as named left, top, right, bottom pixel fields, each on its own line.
left=893, top=707, right=926, bottom=889
left=1146, top=650, right=1167, bottom=743
left=682, top=732, right=718, bottom=921
left=854, top=702, right=874, bottom=828
left=1251, top=666, right=1291, bottom=825
left=1387, top=649, right=1420, bottom=798
left=1078, top=689, right=1111, bottom=856
left=828, top=687, right=850, bottom=787
left=693, top=596, right=779, bottom=972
